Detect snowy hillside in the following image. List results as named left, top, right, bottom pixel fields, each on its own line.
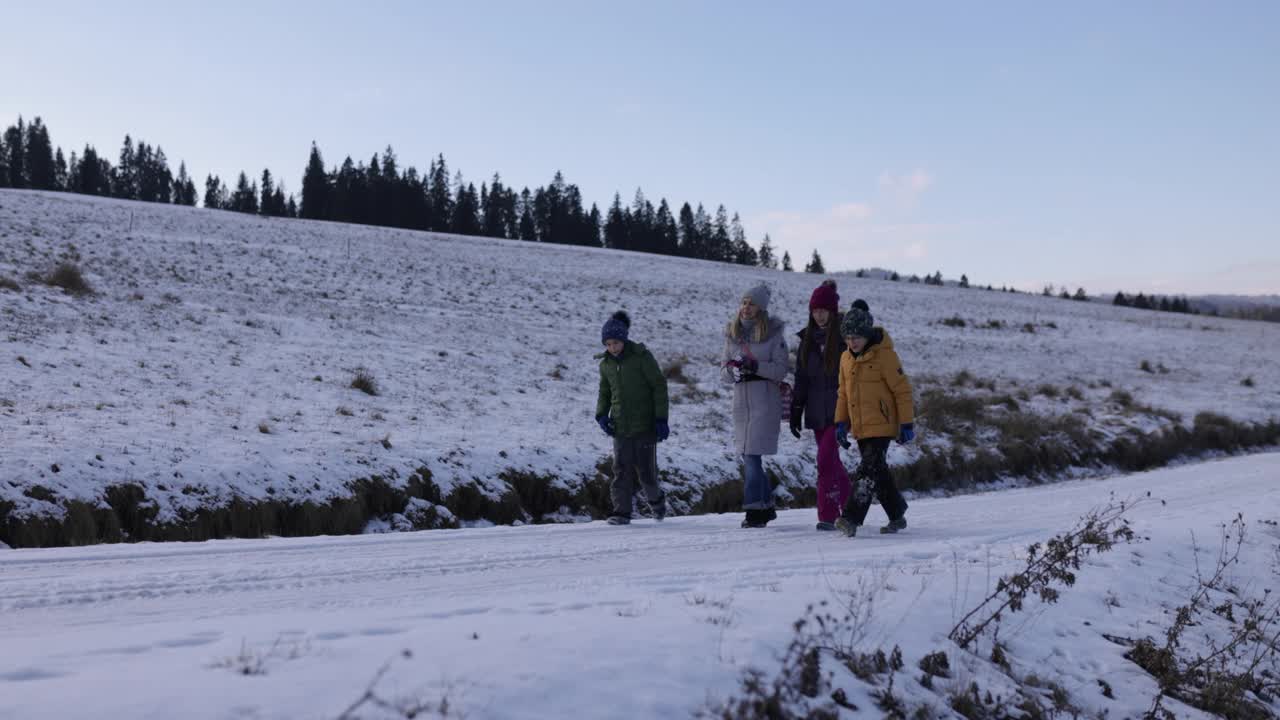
left=2, top=454, right=1278, bottom=719
left=2, top=189, right=1279, bottom=545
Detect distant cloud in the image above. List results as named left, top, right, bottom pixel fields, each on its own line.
left=751, top=170, right=941, bottom=272
left=877, top=169, right=934, bottom=209
left=1073, top=260, right=1280, bottom=297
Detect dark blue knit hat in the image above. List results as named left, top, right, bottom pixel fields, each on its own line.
left=601, top=310, right=630, bottom=344
left=841, top=301, right=874, bottom=338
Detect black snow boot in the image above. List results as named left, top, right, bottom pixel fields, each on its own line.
left=880, top=516, right=907, bottom=534
left=607, top=515, right=632, bottom=526
left=741, top=509, right=768, bottom=528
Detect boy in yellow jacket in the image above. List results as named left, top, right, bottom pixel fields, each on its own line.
left=832, top=300, right=915, bottom=537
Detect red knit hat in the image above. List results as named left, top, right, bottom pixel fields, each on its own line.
left=809, top=280, right=839, bottom=312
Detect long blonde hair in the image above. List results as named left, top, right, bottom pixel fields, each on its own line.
left=727, top=311, right=771, bottom=343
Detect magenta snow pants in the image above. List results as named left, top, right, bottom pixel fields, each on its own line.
left=814, top=425, right=852, bottom=523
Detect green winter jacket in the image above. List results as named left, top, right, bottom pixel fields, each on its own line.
left=595, top=341, right=669, bottom=438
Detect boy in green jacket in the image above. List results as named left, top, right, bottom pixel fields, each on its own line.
left=596, top=311, right=670, bottom=525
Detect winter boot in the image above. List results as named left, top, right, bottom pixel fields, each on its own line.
left=879, top=516, right=907, bottom=534
left=764, top=507, right=777, bottom=523
left=740, top=509, right=768, bottom=528
left=834, top=516, right=858, bottom=537
left=651, top=498, right=667, bottom=522
left=607, top=515, right=632, bottom=526
left=815, top=521, right=837, bottom=532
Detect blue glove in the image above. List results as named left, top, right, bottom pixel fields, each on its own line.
left=835, top=422, right=851, bottom=449
left=655, top=419, right=670, bottom=442
left=898, top=423, right=915, bottom=444
left=596, top=415, right=615, bottom=437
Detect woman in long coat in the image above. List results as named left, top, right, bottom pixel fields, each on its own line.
left=722, top=283, right=788, bottom=528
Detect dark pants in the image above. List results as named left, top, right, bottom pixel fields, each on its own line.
left=841, top=437, right=908, bottom=525
left=611, top=434, right=664, bottom=517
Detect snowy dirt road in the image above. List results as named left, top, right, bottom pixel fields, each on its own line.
left=2, top=453, right=1278, bottom=719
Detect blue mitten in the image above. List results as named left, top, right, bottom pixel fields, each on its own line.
left=897, top=423, right=915, bottom=444
left=835, top=422, right=851, bottom=449
left=596, top=415, right=615, bottom=437
left=655, top=419, right=670, bottom=442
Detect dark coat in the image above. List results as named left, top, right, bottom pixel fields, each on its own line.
left=792, top=322, right=844, bottom=431
left=596, top=341, right=669, bottom=438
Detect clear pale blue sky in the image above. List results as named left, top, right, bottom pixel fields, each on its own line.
left=4, top=0, right=1278, bottom=295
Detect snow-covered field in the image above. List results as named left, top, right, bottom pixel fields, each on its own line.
left=2, top=453, right=1278, bottom=719
left=2, top=189, right=1279, bottom=533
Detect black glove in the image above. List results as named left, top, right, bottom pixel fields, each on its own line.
left=789, top=406, right=804, bottom=439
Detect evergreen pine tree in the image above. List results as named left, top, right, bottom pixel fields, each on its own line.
left=586, top=203, right=603, bottom=247
left=481, top=173, right=507, bottom=238
left=273, top=185, right=287, bottom=217
left=517, top=188, right=537, bottom=240
left=729, top=212, right=756, bottom=265
left=172, top=162, right=197, bottom=205
left=451, top=182, right=481, bottom=235
left=74, top=146, right=107, bottom=195
left=604, top=193, right=628, bottom=249
left=230, top=171, right=258, bottom=213
left=379, top=145, right=400, bottom=227
left=804, top=250, right=826, bottom=273
left=1114, top=291, right=1129, bottom=306
left=959, top=274, right=970, bottom=288
left=260, top=169, right=275, bottom=215
left=203, top=174, right=224, bottom=209
left=709, top=205, right=732, bottom=262
left=757, top=234, right=777, bottom=269
left=694, top=204, right=713, bottom=260
left=114, top=135, right=137, bottom=199
left=677, top=202, right=698, bottom=258
left=890, top=271, right=900, bottom=281
left=1073, top=287, right=1088, bottom=301
left=426, top=154, right=453, bottom=232
left=655, top=199, right=678, bottom=256
left=23, top=118, right=55, bottom=190
left=301, top=143, right=330, bottom=220
left=4, top=118, right=26, bottom=188
left=0, top=132, right=8, bottom=189
left=53, top=147, right=68, bottom=190
left=782, top=251, right=793, bottom=271
left=565, top=184, right=590, bottom=246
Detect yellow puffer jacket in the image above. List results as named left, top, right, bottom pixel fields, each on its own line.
left=834, top=329, right=914, bottom=439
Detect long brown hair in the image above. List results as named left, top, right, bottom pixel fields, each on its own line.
left=799, top=310, right=843, bottom=374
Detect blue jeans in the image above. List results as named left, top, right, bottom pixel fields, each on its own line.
left=742, top=454, right=773, bottom=510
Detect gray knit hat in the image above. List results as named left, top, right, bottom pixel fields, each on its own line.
left=742, top=283, right=771, bottom=312
left=841, top=302, right=874, bottom=338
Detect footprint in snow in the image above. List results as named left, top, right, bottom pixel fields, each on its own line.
left=0, top=667, right=67, bottom=682
left=156, top=631, right=222, bottom=648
